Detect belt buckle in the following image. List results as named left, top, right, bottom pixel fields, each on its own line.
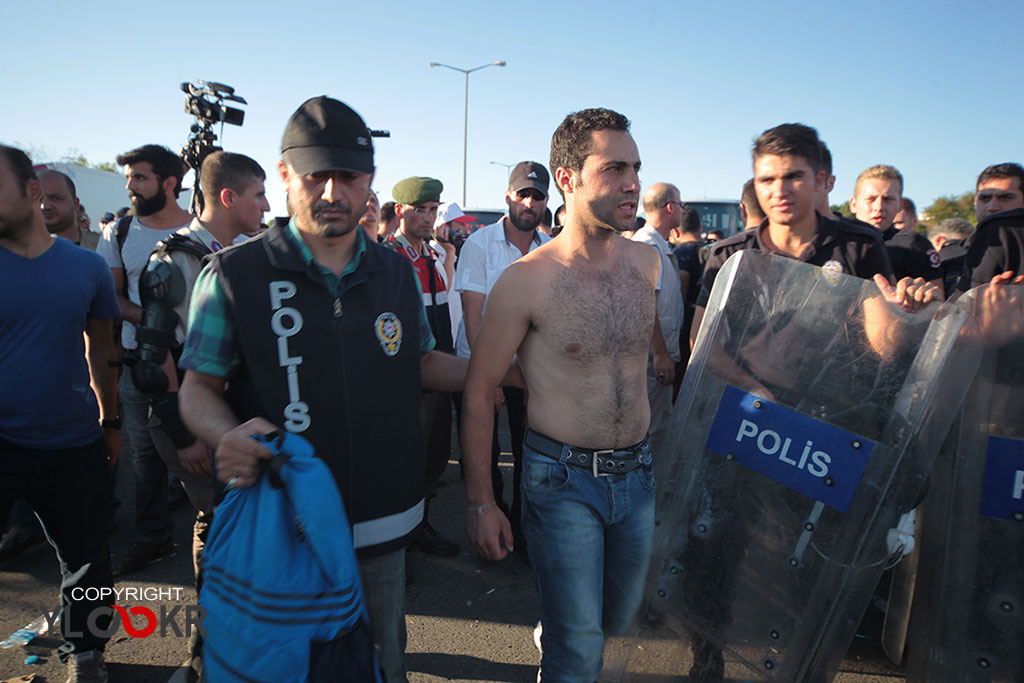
left=593, top=449, right=614, bottom=477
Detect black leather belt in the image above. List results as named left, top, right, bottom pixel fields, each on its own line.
left=524, top=429, right=648, bottom=476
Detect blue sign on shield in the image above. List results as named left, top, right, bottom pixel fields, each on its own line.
left=705, top=386, right=875, bottom=513
left=980, top=436, right=1024, bottom=521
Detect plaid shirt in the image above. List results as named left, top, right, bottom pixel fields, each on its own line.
left=180, top=219, right=435, bottom=378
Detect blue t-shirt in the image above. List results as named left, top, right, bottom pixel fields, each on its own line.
left=0, top=237, right=121, bottom=449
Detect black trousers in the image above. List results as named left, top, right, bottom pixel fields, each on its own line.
left=0, top=436, right=114, bottom=658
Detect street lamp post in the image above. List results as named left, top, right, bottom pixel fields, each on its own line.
left=490, top=161, right=514, bottom=182
left=429, top=60, right=506, bottom=206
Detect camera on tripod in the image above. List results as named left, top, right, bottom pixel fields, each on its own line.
left=180, top=80, right=247, bottom=211
left=183, top=80, right=245, bottom=127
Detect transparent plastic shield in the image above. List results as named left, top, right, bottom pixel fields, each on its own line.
left=906, top=284, right=1024, bottom=682
left=603, top=251, right=981, bottom=682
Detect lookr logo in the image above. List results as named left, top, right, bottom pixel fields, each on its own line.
left=44, top=603, right=206, bottom=640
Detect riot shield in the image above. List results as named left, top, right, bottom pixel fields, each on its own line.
left=603, top=250, right=981, bottom=682
left=905, top=284, right=1024, bottom=682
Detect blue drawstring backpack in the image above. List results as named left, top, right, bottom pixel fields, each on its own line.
left=200, top=431, right=383, bottom=682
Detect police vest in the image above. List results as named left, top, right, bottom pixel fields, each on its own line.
left=213, top=226, right=425, bottom=557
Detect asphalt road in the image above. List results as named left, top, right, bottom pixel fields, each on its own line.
left=0, top=422, right=906, bottom=683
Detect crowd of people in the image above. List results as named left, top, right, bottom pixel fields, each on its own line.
left=1, top=93, right=1022, bottom=683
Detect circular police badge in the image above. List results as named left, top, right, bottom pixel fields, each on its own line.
left=821, top=259, right=844, bottom=286
left=374, top=312, right=403, bottom=356
left=928, top=248, right=941, bottom=268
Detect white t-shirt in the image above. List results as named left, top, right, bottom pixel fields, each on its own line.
left=97, top=216, right=192, bottom=349
left=632, top=225, right=682, bottom=362
left=452, top=219, right=549, bottom=357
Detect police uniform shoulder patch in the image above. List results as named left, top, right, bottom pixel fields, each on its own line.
left=821, top=259, right=844, bottom=286
left=374, top=312, right=403, bottom=356
left=927, top=248, right=941, bottom=268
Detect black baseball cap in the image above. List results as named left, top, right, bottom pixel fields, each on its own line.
left=281, top=96, right=374, bottom=176
left=509, top=161, right=550, bottom=197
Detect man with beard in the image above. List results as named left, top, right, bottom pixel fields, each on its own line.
left=1, top=169, right=98, bottom=562
left=0, top=171, right=103, bottom=565
left=384, top=177, right=460, bottom=556
left=97, top=144, right=191, bottom=575
left=0, top=144, right=121, bottom=683
left=462, top=109, right=659, bottom=681
left=453, top=160, right=550, bottom=544
left=39, top=170, right=99, bottom=249
left=179, top=96, right=494, bottom=682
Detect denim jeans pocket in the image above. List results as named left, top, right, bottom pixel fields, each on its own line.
left=522, top=459, right=572, bottom=495
left=637, top=461, right=656, bottom=493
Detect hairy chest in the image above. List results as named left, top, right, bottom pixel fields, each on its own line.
left=535, top=261, right=655, bottom=364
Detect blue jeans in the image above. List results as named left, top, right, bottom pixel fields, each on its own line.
left=522, top=433, right=656, bottom=682
left=119, top=373, right=172, bottom=542
left=358, top=549, right=407, bottom=683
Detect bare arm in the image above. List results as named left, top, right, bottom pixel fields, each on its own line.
left=420, top=351, right=524, bottom=394
left=85, top=318, right=119, bottom=421
left=460, top=290, right=486, bottom=350
left=462, top=267, right=534, bottom=560
left=110, top=267, right=142, bottom=325
left=689, top=305, right=705, bottom=351
left=85, top=318, right=120, bottom=464
left=421, top=351, right=469, bottom=392
left=179, top=369, right=276, bottom=487
left=461, top=289, right=505, bottom=410
left=650, top=315, right=675, bottom=385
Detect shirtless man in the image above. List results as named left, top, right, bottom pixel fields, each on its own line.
left=462, top=108, right=660, bottom=682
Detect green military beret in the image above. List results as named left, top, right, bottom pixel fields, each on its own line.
left=393, top=176, right=443, bottom=205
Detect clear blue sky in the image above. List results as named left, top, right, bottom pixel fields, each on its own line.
left=3, top=0, right=1021, bottom=220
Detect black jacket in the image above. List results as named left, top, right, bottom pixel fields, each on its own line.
left=957, top=208, right=1024, bottom=292
left=213, top=225, right=426, bottom=557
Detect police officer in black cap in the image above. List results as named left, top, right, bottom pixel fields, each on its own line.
left=179, top=96, right=494, bottom=682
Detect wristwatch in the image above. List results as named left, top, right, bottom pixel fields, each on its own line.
left=100, top=416, right=123, bottom=430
